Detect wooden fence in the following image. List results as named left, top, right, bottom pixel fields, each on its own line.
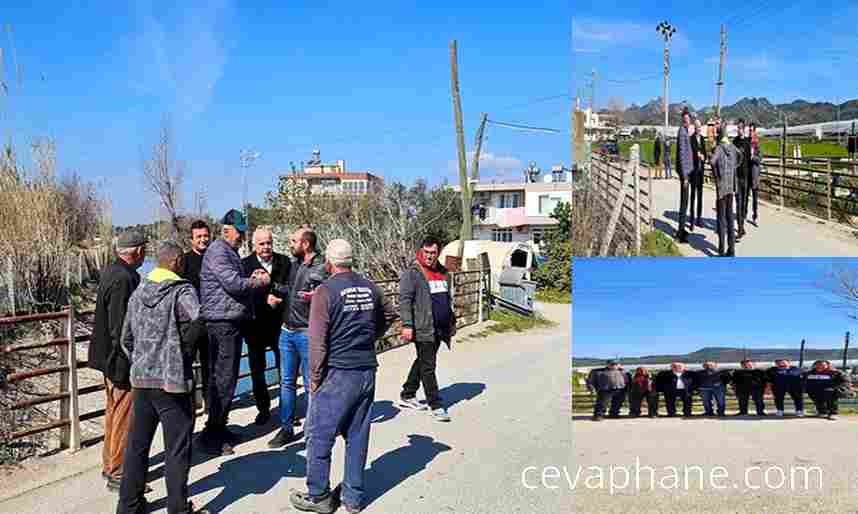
left=590, top=146, right=653, bottom=255
left=0, top=269, right=489, bottom=453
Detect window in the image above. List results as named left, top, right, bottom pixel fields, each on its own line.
left=497, top=192, right=522, bottom=208
left=492, top=228, right=512, bottom=242
left=539, top=195, right=560, bottom=215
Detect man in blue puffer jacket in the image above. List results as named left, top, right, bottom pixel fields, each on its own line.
left=198, top=209, right=270, bottom=455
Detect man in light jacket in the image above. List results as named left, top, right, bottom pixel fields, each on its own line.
left=675, top=107, right=694, bottom=243
left=587, top=361, right=629, bottom=421
left=710, top=132, right=743, bottom=257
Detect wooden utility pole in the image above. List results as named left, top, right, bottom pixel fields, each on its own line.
left=470, top=113, right=488, bottom=181
left=715, top=24, right=726, bottom=119
left=450, top=40, right=471, bottom=264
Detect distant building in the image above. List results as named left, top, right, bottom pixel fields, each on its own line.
left=455, top=165, right=573, bottom=246
left=287, top=150, right=384, bottom=195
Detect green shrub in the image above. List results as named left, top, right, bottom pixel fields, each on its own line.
left=639, top=230, right=682, bottom=256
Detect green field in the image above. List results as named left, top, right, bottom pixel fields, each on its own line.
left=619, top=139, right=848, bottom=162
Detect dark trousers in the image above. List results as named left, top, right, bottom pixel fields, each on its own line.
left=736, top=387, right=766, bottom=415
left=689, top=170, right=703, bottom=225
left=244, top=324, right=281, bottom=414
left=716, top=195, right=736, bottom=256
left=117, top=389, right=194, bottom=514
left=808, top=390, right=838, bottom=415
left=736, top=177, right=749, bottom=231
left=401, top=339, right=442, bottom=410
left=206, top=321, right=243, bottom=435
left=664, top=389, right=692, bottom=416
left=192, top=325, right=209, bottom=410
left=773, top=386, right=804, bottom=412
left=628, top=391, right=658, bottom=417
left=750, top=187, right=759, bottom=221
left=594, top=388, right=625, bottom=417
left=700, top=386, right=726, bottom=416
left=307, top=368, right=376, bottom=508
left=678, top=174, right=690, bottom=235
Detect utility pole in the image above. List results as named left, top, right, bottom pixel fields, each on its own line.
left=657, top=21, right=677, bottom=139
left=450, top=40, right=470, bottom=265
left=590, top=69, right=597, bottom=114
left=470, top=113, right=489, bottom=181
left=239, top=149, right=261, bottom=252
left=715, top=24, right=726, bottom=119
left=843, top=331, right=850, bottom=371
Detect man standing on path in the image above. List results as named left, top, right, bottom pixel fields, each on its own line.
left=397, top=236, right=457, bottom=422
left=675, top=107, right=694, bottom=243
left=88, top=231, right=147, bottom=492
left=766, top=359, right=805, bottom=417
left=116, top=242, right=209, bottom=514
left=695, top=361, right=728, bottom=417
left=198, top=209, right=271, bottom=456
left=689, top=118, right=706, bottom=230
left=241, top=227, right=290, bottom=425
left=656, top=362, right=694, bottom=417
left=730, top=359, right=767, bottom=416
left=653, top=132, right=663, bottom=179
left=710, top=131, right=742, bottom=257
left=733, top=119, right=753, bottom=241
left=268, top=228, right=327, bottom=448
left=586, top=360, right=628, bottom=421
left=290, top=239, right=396, bottom=514
left=180, top=220, right=211, bottom=409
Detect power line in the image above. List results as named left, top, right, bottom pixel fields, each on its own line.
left=486, top=119, right=568, bottom=134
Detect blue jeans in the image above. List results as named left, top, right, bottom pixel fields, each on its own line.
left=307, top=367, right=376, bottom=507
left=279, top=328, right=310, bottom=431
left=700, top=386, right=726, bottom=415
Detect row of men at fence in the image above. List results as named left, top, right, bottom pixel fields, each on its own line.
left=87, top=208, right=458, bottom=514
left=586, top=359, right=850, bottom=422
left=652, top=109, right=763, bottom=256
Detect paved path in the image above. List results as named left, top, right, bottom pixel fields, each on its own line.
left=647, top=178, right=858, bottom=256
left=0, top=304, right=571, bottom=514
left=573, top=415, right=858, bottom=513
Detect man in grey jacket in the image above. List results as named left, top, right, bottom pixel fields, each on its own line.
left=587, top=361, right=629, bottom=421
left=199, top=209, right=270, bottom=456
left=117, top=241, right=209, bottom=514
left=397, top=236, right=457, bottom=422
left=710, top=133, right=743, bottom=256
left=675, top=107, right=694, bottom=243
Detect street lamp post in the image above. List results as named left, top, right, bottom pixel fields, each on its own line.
left=657, top=21, right=677, bottom=140
left=239, top=149, right=261, bottom=251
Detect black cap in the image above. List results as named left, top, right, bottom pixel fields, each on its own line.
left=221, top=209, right=248, bottom=232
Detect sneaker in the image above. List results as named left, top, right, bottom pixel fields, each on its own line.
left=268, top=428, right=297, bottom=449
left=255, top=411, right=271, bottom=426
left=432, top=408, right=451, bottom=422
left=290, top=489, right=336, bottom=514
left=796, top=410, right=805, bottom=417
left=776, top=410, right=784, bottom=417
left=398, top=398, right=429, bottom=411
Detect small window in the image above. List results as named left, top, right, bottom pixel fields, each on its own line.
left=492, top=228, right=512, bottom=242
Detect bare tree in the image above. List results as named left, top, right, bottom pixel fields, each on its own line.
left=820, top=265, right=858, bottom=320
left=142, top=118, right=185, bottom=241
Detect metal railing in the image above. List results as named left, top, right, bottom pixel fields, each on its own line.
left=1, top=269, right=490, bottom=453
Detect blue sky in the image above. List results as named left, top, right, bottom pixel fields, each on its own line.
left=2, top=2, right=852, bottom=226
left=573, top=258, right=858, bottom=358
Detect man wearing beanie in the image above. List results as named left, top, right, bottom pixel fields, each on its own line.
left=198, top=209, right=270, bottom=455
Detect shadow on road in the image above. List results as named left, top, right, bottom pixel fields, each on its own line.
left=361, top=434, right=452, bottom=509
left=655, top=215, right=720, bottom=257
left=439, top=382, right=486, bottom=410
left=371, top=400, right=401, bottom=424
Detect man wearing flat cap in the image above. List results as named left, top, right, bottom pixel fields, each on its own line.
left=88, top=230, right=148, bottom=492
left=198, top=209, right=271, bottom=456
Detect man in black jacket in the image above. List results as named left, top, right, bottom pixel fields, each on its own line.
left=766, top=359, right=805, bottom=417
left=242, top=227, right=290, bottom=425
left=803, top=360, right=846, bottom=420
left=656, top=362, right=695, bottom=417
left=397, top=236, right=457, bottom=423
left=653, top=133, right=663, bottom=179
left=180, top=219, right=210, bottom=409
left=689, top=118, right=706, bottom=230
left=730, top=359, right=767, bottom=416
left=733, top=119, right=753, bottom=240
left=586, top=361, right=629, bottom=421
left=87, top=231, right=146, bottom=491
left=268, top=228, right=328, bottom=448
left=695, top=361, right=729, bottom=417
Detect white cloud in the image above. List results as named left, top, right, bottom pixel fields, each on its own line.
left=446, top=152, right=523, bottom=181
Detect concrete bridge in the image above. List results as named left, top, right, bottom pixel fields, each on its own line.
left=0, top=304, right=571, bottom=514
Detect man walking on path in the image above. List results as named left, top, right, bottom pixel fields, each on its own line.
left=116, top=242, right=209, bottom=514
left=397, top=236, right=457, bottom=422
left=689, top=118, right=706, bottom=230
left=88, top=231, right=147, bottom=492
left=289, top=239, right=396, bottom=514
left=586, top=360, right=628, bottom=421
left=241, top=227, right=290, bottom=426
left=180, top=220, right=211, bottom=408
left=733, top=119, right=753, bottom=240
left=198, top=209, right=270, bottom=456
left=268, top=228, right=328, bottom=448
left=675, top=107, right=694, bottom=243
left=710, top=131, right=742, bottom=256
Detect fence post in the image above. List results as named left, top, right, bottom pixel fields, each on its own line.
left=477, top=268, right=485, bottom=324
left=6, top=257, right=14, bottom=316
left=78, top=252, right=83, bottom=284
left=648, top=157, right=653, bottom=230
left=67, top=306, right=81, bottom=451
left=827, top=160, right=833, bottom=222
left=631, top=144, right=641, bottom=255
left=781, top=120, right=787, bottom=210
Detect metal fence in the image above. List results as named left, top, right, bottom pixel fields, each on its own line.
left=1, top=269, right=489, bottom=453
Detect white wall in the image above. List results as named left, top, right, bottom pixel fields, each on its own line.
left=524, top=189, right=572, bottom=217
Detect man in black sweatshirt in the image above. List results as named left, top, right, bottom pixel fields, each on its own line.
left=180, top=219, right=211, bottom=409
left=766, top=359, right=805, bottom=417
left=803, top=360, right=846, bottom=420
left=290, top=239, right=396, bottom=514
left=730, top=359, right=767, bottom=416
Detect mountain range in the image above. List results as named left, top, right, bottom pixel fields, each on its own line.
left=610, top=97, right=858, bottom=128
left=572, top=346, right=856, bottom=367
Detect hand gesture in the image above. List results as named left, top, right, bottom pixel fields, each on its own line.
left=401, top=327, right=414, bottom=342
left=266, top=294, right=282, bottom=308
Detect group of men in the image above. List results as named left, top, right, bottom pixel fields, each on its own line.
left=586, top=358, right=851, bottom=422
left=652, top=109, right=763, bottom=256
left=88, top=208, right=458, bottom=514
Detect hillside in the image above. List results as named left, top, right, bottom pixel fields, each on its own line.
left=612, top=97, right=858, bottom=127
left=572, top=346, right=857, bottom=367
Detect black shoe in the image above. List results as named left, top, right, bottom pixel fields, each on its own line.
left=606, top=414, right=620, bottom=419
left=106, top=477, right=152, bottom=494
left=290, top=489, right=336, bottom=514
left=648, top=414, right=656, bottom=418
left=294, top=418, right=303, bottom=427
left=268, top=428, right=298, bottom=449
left=591, top=416, right=603, bottom=422
left=255, top=411, right=271, bottom=426
left=222, top=427, right=241, bottom=444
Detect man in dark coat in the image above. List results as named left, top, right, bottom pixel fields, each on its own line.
left=730, top=359, right=767, bottom=416
left=180, top=219, right=211, bottom=408
left=241, top=227, right=290, bottom=425
left=803, top=360, right=847, bottom=420
left=653, top=133, right=663, bottom=179
left=88, top=231, right=147, bottom=491
left=766, top=359, right=805, bottom=417
left=675, top=108, right=694, bottom=243
left=656, top=362, right=695, bottom=417
left=694, top=361, right=730, bottom=416
left=733, top=119, right=753, bottom=240
left=688, top=118, right=706, bottom=230
left=710, top=133, right=743, bottom=256
left=587, top=361, right=630, bottom=421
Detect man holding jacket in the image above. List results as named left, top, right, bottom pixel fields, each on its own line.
left=198, top=209, right=270, bottom=456
left=397, top=236, right=457, bottom=423
left=116, top=241, right=209, bottom=514
left=88, top=231, right=146, bottom=491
